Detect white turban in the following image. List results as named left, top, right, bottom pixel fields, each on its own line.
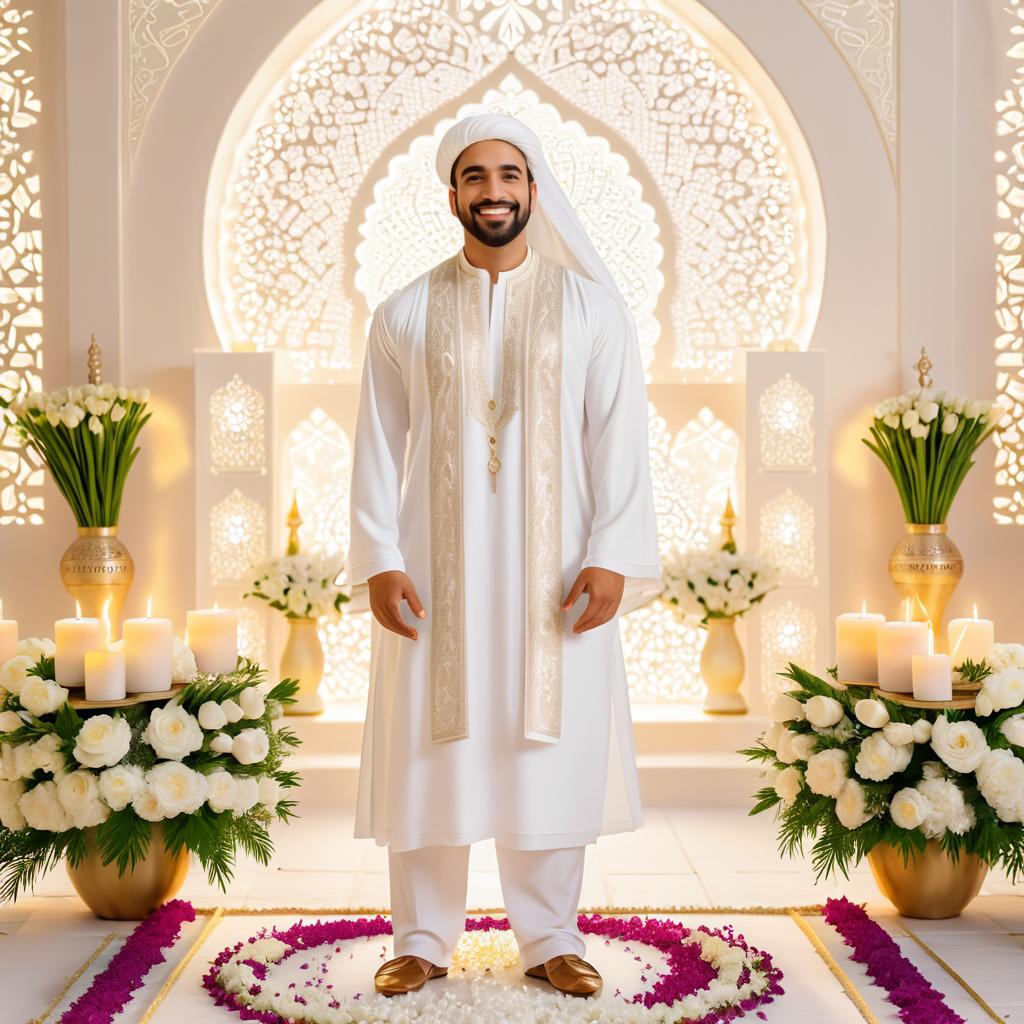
left=435, top=113, right=625, bottom=311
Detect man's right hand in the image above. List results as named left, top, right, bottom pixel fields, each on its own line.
left=367, top=570, right=427, bottom=640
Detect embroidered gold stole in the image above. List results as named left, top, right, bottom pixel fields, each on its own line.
left=424, top=251, right=564, bottom=744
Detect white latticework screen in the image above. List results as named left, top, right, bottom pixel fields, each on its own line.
left=207, top=0, right=825, bottom=703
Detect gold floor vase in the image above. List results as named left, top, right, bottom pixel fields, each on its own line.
left=66, top=824, right=190, bottom=920
left=700, top=617, right=747, bottom=715
left=867, top=839, right=987, bottom=919
left=281, top=616, right=326, bottom=715
left=888, top=524, right=963, bottom=643
left=59, top=526, right=134, bottom=634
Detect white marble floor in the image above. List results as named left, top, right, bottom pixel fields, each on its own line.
left=3, top=805, right=1022, bottom=1022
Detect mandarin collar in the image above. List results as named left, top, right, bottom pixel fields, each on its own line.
left=457, top=244, right=536, bottom=284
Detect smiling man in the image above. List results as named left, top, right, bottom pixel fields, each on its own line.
left=346, top=113, right=660, bottom=999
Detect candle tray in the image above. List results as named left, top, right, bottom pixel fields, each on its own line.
left=68, top=682, right=186, bottom=710
left=875, top=688, right=977, bottom=711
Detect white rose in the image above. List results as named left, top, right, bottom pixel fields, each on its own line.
left=890, top=787, right=929, bottom=830
left=15, top=637, right=55, bottom=661
left=773, top=766, right=803, bottom=807
left=790, top=733, right=818, bottom=762
left=20, top=780, right=71, bottom=831
left=144, top=705, right=204, bottom=760
left=770, top=693, right=805, bottom=723
left=882, top=722, right=915, bottom=746
left=981, top=669, right=1024, bottom=713
left=205, top=770, right=240, bottom=814
left=835, top=779, right=873, bottom=829
left=14, top=743, right=35, bottom=779
left=990, top=644, right=1024, bottom=673
left=0, top=780, right=26, bottom=830
left=233, top=776, right=260, bottom=813
left=975, top=749, right=1024, bottom=822
left=56, top=770, right=110, bottom=829
left=1000, top=714, right=1024, bottom=747
left=855, top=698, right=889, bottom=729
left=761, top=721, right=785, bottom=753
left=855, top=732, right=912, bottom=781
left=73, top=714, right=131, bottom=769
left=220, top=699, right=244, bottom=724
left=98, top=764, right=146, bottom=811
left=257, top=775, right=283, bottom=808
left=209, top=733, right=234, bottom=754
left=912, top=719, right=933, bottom=744
left=146, top=762, right=207, bottom=817
left=917, top=778, right=975, bottom=838
left=238, top=687, right=266, bottom=720
left=20, top=677, right=68, bottom=717
left=930, top=716, right=988, bottom=773
left=805, top=749, right=849, bottom=798
left=132, top=788, right=166, bottom=822
left=198, top=701, right=227, bottom=731
left=232, top=728, right=270, bottom=766
left=805, top=695, right=844, bottom=729
left=975, top=692, right=995, bottom=718
left=0, top=710, right=23, bottom=732
left=171, top=639, right=197, bottom=684
left=773, top=728, right=801, bottom=765
left=0, top=655, right=35, bottom=695
left=30, top=733, right=65, bottom=774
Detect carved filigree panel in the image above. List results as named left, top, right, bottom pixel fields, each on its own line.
left=760, top=489, right=815, bottom=580
left=209, top=374, right=266, bottom=474
left=759, top=374, right=815, bottom=471
left=209, top=489, right=267, bottom=582
left=761, top=599, right=817, bottom=695
left=0, top=2, right=44, bottom=526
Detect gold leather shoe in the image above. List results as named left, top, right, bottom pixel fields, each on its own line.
left=374, top=955, right=448, bottom=996
left=525, top=953, right=602, bottom=997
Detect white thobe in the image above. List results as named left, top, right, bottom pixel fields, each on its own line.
left=346, top=245, right=660, bottom=852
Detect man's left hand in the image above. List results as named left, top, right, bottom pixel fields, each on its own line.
left=561, top=567, right=625, bottom=634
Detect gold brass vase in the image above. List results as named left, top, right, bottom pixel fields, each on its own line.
left=867, top=840, right=987, bottom=919
left=59, top=526, right=134, bottom=634
left=700, top=617, right=747, bottom=715
left=66, top=823, right=189, bottom=920
left=888, top=524, right=963, bottom=642
left=281, top=616, right=325, bottom=715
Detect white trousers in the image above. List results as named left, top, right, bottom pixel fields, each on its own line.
left=388, top=843, right=587, bottom=970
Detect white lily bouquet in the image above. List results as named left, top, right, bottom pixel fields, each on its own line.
left=0, top=640, right=302, bottom=903
left=742, top=654, right=1024, bottom=881
left=0, top=383, right=151, bottom=527
left=662, top=547, right=778, bottom=624
left=245, top=553, right=350, bottom=619
left=865, top=387, right=1002, bottom=524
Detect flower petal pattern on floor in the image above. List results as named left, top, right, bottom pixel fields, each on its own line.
left=204, top=913, right=784, bottom=1023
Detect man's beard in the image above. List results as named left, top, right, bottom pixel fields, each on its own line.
left=455, top=197, right=532, bottom=248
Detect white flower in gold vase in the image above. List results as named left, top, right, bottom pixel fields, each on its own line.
left=855, top=732, right=912, bottom=782
left=917, top=778, right=975, bottom=837
left=233, top=776, right=260, bottom=813
left=789, top=733, right=818, bottom=762
left=805, top=695, right=844, bottom=729
left=0, top=779, right=26, bottom=830
left=805, top=748, right=849, bottom=798
left=30, top=733, right=65, bottom=775
left=19, top=677, right=69, bottom=718
left=975, top=749, right=1024, bottom=823
left=73, top=714, right=131, bottom=769
left=835, top=779, right=873, bottom=829
left=882, top=722, right=914, bottom=746
left=257, top=775, right=283, bottom=809
left=0, top=655, right=35, bottom=695
left=209, top=733, right=234, bottom=754
left=912, top=719, right=933, bottom=744
left=890, top=787, right=929, bottom=830
left=930, top=716, right=988, bottom=774
left=979, top=669, right=1024, bottom=714
left=98, top=764, right=145, bottom=811
left=19, top=780, right=72, bottom=832
left=198, top=700, right=228, bottom=731
left=146, top=762, right=208, bottom=817
left=56, top=770, right=110, bottom=829
left=205, top=770, right=241, bottom=814
left=132, top=787, right=166, bottom=822
left=773, top=766, right=803, bottom=807
left=231, top=728, right=270, bottom=766
left=854, top=698, right=889, bottom=729
left=144, top=704, right=204, bottom=761
left=1000, top=714, right=1024, bottom=747
left=770, top=693, right=804, bottom=723
left=238, top=686, right=266, bottom=720
left=0, top=711, right=22, bottom=733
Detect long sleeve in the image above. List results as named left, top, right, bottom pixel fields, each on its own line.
left=345, top=305, right=409, bottom=585
left=580, top=297, right=661, bottom=581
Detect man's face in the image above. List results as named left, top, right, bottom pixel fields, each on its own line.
left=449, top=139, right=535, bottom=248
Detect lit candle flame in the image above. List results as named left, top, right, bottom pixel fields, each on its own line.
left=213, top=599, right=219, bottom=611
left=860, top=599, right=868, bottom=616
left=973, top=603, right=979, bottom=621
left=927, top=624, right=935, bottom=656
left=75, top=600, right=82, bottom=620
left=146, top=595, right=153, bottom=618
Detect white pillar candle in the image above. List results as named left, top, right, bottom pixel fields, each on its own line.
left=0, top=598, right=17, bottom=667
left=876, top=620, right=930, bottom=693
left=124, top=615, right=173, bottom=694
left=836, top=610, right=885, bottom=682
left=186, top=609, right=239, bottom=675
left=84, top=648, right=126, bottom=702
left=948, top=612, right=995, bottom=668
left=55, top=616, right=105, bottom=687
left=913, top=653, right=953, bottom=701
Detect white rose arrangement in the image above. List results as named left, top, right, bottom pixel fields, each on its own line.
left=865, top=385, right=1003, bottom=524
left=0, top=645, right=302, bottom=903
left=0, top=382, right=151, bottom=527
left=662, top=547, right=778, bottom=623
left=742, top=658, right=1024, bottom=883
left=246, top=553, right=350, bottom=620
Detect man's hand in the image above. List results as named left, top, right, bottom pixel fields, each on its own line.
left=367, top=570, right=427, bottom=640
left=561, top=567, right=625, bottom=634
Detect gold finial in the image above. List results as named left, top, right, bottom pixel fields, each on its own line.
left=720, top=491, right=737, bottom=554
left=285, top=494, right=302, bottom=556
left=87, top=334, right=103, bottom=385
left=914, top=346, right=933, bottom=389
